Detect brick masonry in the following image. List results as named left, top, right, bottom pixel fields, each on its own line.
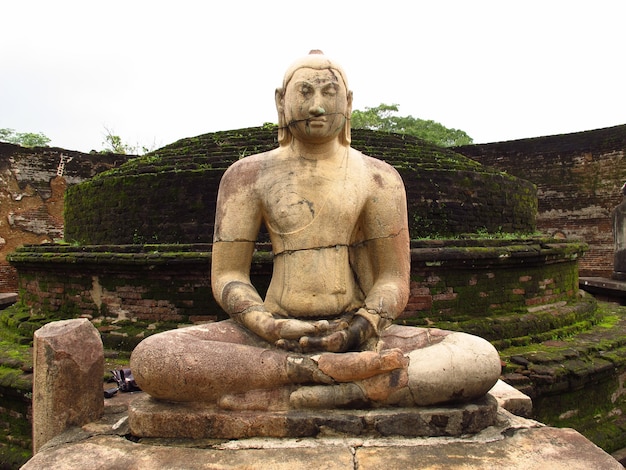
left=3, top=124, right=624, bottom=292
left=456, top=124, right=626, bottom=277
left=0, top=143, right=131, bottom=292
left=9, top=240, right=584, bottom=339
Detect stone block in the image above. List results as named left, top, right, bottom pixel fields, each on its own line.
left=32, top=318, right=104, bottom=453
left=489, top=379, right=533, bottom=417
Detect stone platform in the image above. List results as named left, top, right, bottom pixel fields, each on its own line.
left=129, top=393, right=498, bottom=439
left=23, top=407, right=622, bottom=469
left=21, top=383, right=623, bottom=469
left=580, top=276, right=626, bottom=303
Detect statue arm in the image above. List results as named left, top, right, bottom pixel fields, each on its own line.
left=211, top=160, right=266, bottom=320
left=358, top=163, right=411, bottom=332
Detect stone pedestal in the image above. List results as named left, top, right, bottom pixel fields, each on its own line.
left=22, top=382, right=622, bottom=469
left=128, top=394, right=498, bottom=439
left=32, top=318, right=104, bottom=453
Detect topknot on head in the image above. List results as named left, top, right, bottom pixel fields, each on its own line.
left=281, top=50, right=349, bottom=91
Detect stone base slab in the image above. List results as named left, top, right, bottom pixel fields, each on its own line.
left=23, top=410, right=623, bottom=469
left=128, top=393, right=498, bottom=439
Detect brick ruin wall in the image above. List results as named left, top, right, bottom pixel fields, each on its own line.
left=11, top=243, right=582, bottom=340
left=2, top=124, right=625, bottom=292
left=456, top=124, right=626, bottom=278
left=0, top=143, right=131, bottom=292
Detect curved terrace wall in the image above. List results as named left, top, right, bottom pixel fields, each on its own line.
left=8, top=238, right=586, bottom=350
left=64, top=127, right=537, bottom=244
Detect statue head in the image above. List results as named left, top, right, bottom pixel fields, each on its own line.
left=275, top=50, right=353, bottom=146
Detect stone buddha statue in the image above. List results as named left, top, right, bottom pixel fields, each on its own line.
left=130, top=51, right=501, bottom=409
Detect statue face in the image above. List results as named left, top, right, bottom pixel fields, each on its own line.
left=281, top=67, right=350, bottom=144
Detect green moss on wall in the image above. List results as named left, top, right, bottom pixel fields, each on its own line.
left=64, top=127, right=537, bottom=245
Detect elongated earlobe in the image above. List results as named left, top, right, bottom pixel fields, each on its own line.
left=341, top=90, right=353, bottom=145
left=275, top=88, right=291, bottom=146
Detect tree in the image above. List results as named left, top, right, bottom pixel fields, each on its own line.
left=101, top=127, right=155, bottom=155
left=351, top=103, right=473, bottom=147
left=0, top=128, right=51, bottom=147
left=101, top=127, right=133, bottom=154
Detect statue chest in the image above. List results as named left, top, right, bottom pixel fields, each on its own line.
left=261, top=174, right=364, bottom=240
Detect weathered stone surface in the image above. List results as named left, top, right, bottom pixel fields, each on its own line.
left=457, top=124, right=626, bottom=279
left=407, top=331, right=502, bottom=405
left=0, top=291, right=17, bottom=307
left=128, top=393, right=498, bottom=439
left=355, top=426, right=623, bottom=470
left=22, top=408, right=622, bottom=470
left=489, top=380, right=533, bottom=418
left=0, top=142, right=130, bottom=292
left=32, top=318, right=104, bottom=453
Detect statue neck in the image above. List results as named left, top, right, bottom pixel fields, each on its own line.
left=288, top=138, right=346, bottom=162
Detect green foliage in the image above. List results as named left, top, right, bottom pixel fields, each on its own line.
left=100, top=127, right=153, bottom=155
left=101, top=127, right=133, bottom=154
left=350, top=103, right=473, bottom=147
left=0, top=128, right=51, bottom=147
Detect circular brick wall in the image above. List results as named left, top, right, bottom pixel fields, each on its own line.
left=64, top=127, right=537, bottom=244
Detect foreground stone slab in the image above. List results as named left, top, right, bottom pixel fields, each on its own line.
left=128, top=393, right=497, bottom=439
left=22, top=410, right=622, bottom=470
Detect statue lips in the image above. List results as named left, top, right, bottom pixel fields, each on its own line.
left=307, top=118, right=326, bottom=129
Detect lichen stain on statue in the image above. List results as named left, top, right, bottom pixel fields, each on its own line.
left=130, top=51, right=502, bottom=409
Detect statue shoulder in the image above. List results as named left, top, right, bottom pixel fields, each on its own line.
left=221, top=149, right=279, bottom=183
left=353, top=149, right=403, bottom=185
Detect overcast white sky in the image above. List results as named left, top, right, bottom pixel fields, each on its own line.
left=1, top=1, right=624, bottom=153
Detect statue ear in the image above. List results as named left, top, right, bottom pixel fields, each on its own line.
left=346, top=90, right=353, bottom=116
left=275, top=88, right=285, bottom=113
left=275, top=87, right=290, bottom=145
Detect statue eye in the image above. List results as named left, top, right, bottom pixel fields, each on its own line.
left=322, top=84, right=338, bottom=97
left=300, top=85, right=313, bottom=97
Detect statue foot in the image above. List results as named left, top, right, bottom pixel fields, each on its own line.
left=218, top=386, right=296, bottom=411
left=357, top=367, right=408, bottom=403
left=285, top=355, right=335, bottom=385
left=290, top=367, right=410, bottom=409
left=289, top=383, right=368, bottom=409
left=316, top=348, right=408, bottom=382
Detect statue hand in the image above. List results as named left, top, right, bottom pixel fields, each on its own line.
left=239, top=308, right=333, bottom=347
left=298, top=315, right=375, bottom=353
left=277, top=319, right=330, bottom=340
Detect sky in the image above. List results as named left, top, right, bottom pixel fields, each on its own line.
left=1, top=1, right=624, bottom=153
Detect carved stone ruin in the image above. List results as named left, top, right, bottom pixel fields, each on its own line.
left=20, top=51, right=626, bottom=470
left=32, top=318, right=104, bottom=452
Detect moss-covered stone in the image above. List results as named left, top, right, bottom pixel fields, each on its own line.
left=64, top=127, right=537, bottom=245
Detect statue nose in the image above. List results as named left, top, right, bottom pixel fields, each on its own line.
left=309, top=105, right=326, bottom=117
